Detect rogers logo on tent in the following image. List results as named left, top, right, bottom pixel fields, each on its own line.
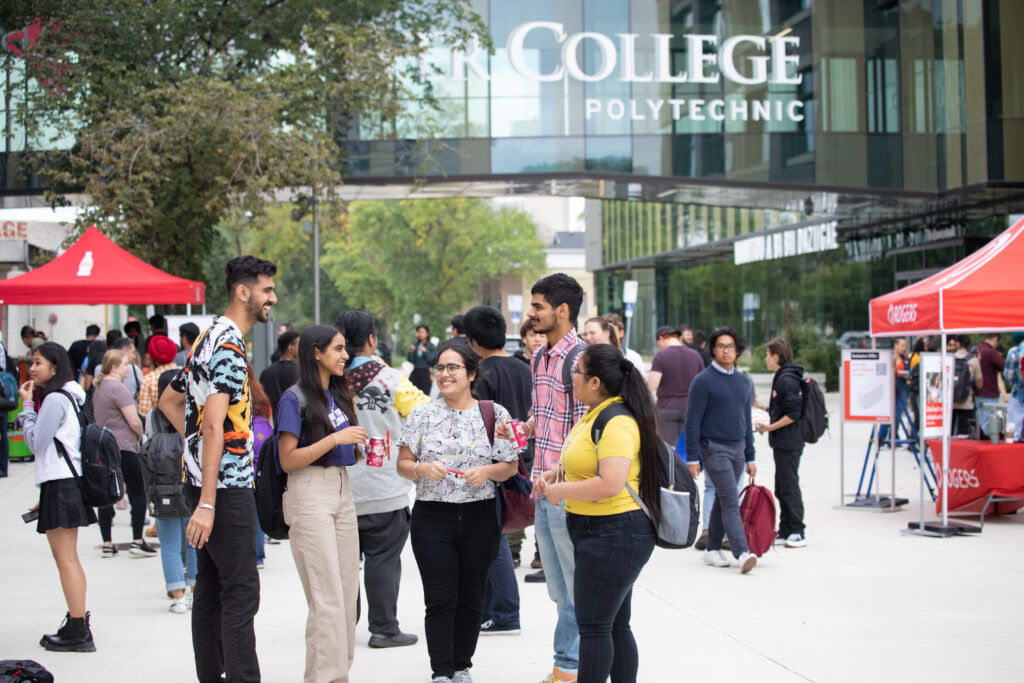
left=76, top=251, right=94, bottom=277
left=887, top=303, right=917, bottom=325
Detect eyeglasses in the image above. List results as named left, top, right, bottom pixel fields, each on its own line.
left=569, top=368, right=589, bottom=378
left=432, top=363, right=466, bottom=375
left=714, top=344, right=737, bottom=352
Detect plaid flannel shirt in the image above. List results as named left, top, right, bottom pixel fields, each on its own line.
left=529, top=328, right=587, bottom=480
left=137, top=362, right=179, bottom=417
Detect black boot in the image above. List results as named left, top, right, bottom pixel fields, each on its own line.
left=41, top=612, right=95, bottom=652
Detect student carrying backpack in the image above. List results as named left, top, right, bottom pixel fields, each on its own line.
left=255, top=385, right=305, bottom=540
left=139, top=408, right=189, bottom=518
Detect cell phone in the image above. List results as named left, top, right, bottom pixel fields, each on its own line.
left=22, top=509, right=39, bottom=523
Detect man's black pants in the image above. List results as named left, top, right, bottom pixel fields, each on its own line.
left=185, top=486, right=261, bottom=683
left=773, top=448, right=805, bottom=538
left=357, top=507, right=411, bottom=635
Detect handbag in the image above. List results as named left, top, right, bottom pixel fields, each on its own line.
left=479, top=400, right=535, bottom=533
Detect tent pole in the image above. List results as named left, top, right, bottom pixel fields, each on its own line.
left=941, top=333, right=949, bottom=527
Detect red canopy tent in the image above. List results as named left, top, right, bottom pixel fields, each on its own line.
left=0, top=225, right=204, bottom=305
left=870, top=217, right=1024, bottom=336
left=868, top=217, right=1024, bottom=532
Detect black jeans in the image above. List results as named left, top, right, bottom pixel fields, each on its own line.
left=773, top=448, right=805, bottom=537
left=657, top=408, right=685, bottom=449
left=411, top=498, right=499, bottom=679
left=185, top=485, right=261, bottom=683
left=567, top=509, right=655, bottom=683
left=357, top=507, right=411, bottom=636
left=98, top=450, right=146, bottom=541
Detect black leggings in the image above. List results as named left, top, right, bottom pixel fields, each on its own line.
left=98, top=450, right=146, bottom=542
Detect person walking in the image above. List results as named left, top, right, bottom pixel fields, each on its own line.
left=159, top=255, right=278, bottom=683
left=509, top=273, right=588, bottom=683
left=397, top=340, right=520, bottom=683
left=145, top=370, right=198, bottom=613
left=20, top=342, right=97, bottom=652
left=276, top=325, right=368, bottom=683
left=755, top=338, right=807, bottom=548
left=647, top=325, right=704, bottom=447
left=537, top=344, right=659, bottom=683
left=685, top=326, right=758, bottom=574
left=407, top=324, right=436, bottom=395
left=93, top=349, right=156, bottom=557
left=337, top=309, right=428, bottom=650
left=464, top=305, right=533, bottom=637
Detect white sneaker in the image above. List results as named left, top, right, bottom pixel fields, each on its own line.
left=738, top=552, right=757, bottom=574
left=703, top=549, right=731, bottom=567
left=185, top=587, right=194, bottom=610
left=784, top=533, right=807, bottom=548
left=453, top=670, right=473, bottom=683
left=773, top=535, right=787, bottom=546
left=169, top=598, right=188, bottom=614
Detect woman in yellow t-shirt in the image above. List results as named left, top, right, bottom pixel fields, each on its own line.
left=537, top=343, right=661, bottom=683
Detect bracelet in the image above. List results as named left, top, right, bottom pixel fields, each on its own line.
left=197, top=503, right=215, bottom=512
left=413, top=462, right=421, bottom=479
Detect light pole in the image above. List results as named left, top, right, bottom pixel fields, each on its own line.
left=292, top=190, right=321, bottom=324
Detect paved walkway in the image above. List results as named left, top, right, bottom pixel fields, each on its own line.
left=2, top=392, right=1023, bottom=682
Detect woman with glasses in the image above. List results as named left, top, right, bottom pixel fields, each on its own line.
left=277, top=325, right=368, bottom=683
left=397, top=340, right=520, bottom=683
left=536, top=343, right=660, bottom=683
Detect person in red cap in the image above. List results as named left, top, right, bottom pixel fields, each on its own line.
left=138, top=334, right=179, bottom=418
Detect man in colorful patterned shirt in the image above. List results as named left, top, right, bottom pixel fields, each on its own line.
left=160, top=255, right=277, bottom=683
left=499, top=273, right=586, bottom=683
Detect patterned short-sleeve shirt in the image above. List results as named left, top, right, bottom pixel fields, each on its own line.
left=170, top=316, right=253, bottom=488
left=399, top=399, right=519, bottom=503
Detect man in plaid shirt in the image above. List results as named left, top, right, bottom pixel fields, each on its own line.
left=1005, top=332, right=1024, bottom=442
left=500, top=273, right=586, bottom=683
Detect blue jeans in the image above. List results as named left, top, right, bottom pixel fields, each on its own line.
left=256, top=524, right=265, bottom=561
left=702, top=440, right=750, bottom=557
left=482, top=534, right=519, bottom=627
left=567, top=510, right=655, bottom=683
left=155, top=517, right=198, bottom=592
left=534, top=498, right=579, bottom=673
left=975, top=397, right=1000, bottom=437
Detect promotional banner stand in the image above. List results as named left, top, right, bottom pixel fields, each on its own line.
left=903, top=375, right=955, bottom=537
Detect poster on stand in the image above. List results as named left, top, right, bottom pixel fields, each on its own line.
left=919, top=352, right=946, bottom=438
left=842, top=349, right=893, bottom=422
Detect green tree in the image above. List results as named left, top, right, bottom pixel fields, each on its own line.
left=322, top=198, right=545, bottom=339
left=5, top=0, right=486, bottom=296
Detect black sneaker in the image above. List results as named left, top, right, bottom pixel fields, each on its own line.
left=694, top=530, right=708, bottom=551
left=129, top=542, right=157, bottom=557
left=101, top=545, right=118, bottom=558
left=480, top=620, right=521, bottom=636
left=511, top=552, right=521, bottom=569
left=367, top=631, right=418, bottom=648
left=524, top=569, right=545, bottom=583
left=530, top=552, right=542, bottom=569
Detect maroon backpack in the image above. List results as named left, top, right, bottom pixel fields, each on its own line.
left=739, top=481, right=776, bottom=557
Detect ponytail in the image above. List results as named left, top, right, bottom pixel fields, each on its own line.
left=582, top=344, right=661, bottom=525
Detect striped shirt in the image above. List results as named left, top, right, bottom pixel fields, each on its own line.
left=529, top=328, right=587, bottom=479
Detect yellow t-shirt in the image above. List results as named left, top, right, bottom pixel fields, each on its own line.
left=562, top=397, right=642, bottom=516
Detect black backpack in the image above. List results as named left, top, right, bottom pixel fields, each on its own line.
left=55, top=389, right=125, bottom=508
left=139, top=409, right=190, bottom=518
left=532, top=340, right=586, bottom=415
left=799, top=376, right=829, bottom=444
left=255, top=385, right=306, bottom=540
left=952, top=356, right=972, bottom=404
left=0, top=659, right=53, bottom=682
left=591, top=403, right=700, bottom=549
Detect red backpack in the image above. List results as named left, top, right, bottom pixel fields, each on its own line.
left=739, top=481, right=776, bottom=557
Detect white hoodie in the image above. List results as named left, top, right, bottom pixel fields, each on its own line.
left=21, top=380, right=87, bottom=486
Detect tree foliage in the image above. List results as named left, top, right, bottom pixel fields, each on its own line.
left=4, top=0, right=486, bottom=295
left=322, top=198, right=546, bottom=339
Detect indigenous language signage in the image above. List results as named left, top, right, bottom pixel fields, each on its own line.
left=842, top=349, right=893, bottom=423
left=733, top=222, right=838, bottom=265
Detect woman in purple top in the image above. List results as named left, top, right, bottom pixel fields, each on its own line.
left=277, top=325, right=368, bottom=683
left=248, top=364, right=274, bottom=568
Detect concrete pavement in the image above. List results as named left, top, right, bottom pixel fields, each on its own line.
left=2, top=391, right=1023, bottom=682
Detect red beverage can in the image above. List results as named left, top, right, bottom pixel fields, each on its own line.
left=509, top=420, right=528, bottom=448
left=366, top=438, right=387, bottom=467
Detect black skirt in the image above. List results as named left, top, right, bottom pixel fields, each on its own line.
left=37, top=477, right=97, bottom=534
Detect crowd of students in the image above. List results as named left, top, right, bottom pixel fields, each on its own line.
left=18, top=255, right=831, bottom=683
